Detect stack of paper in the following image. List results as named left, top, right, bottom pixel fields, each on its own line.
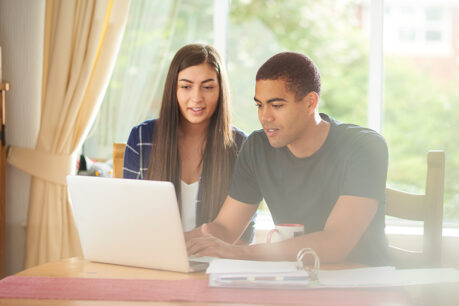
left=207, top=259, right=459, bottom=289
left=207, top=259, right=312, bottom=289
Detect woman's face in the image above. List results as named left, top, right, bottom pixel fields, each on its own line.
left=176, top=63, right=220, bottom=127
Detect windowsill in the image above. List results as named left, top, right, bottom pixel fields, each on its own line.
left=255, top=212, right=459, bottom=237
left=385, top=225, right=459, bottom=237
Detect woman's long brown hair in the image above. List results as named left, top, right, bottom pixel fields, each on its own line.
left=146, top=44, right=238, bottom=224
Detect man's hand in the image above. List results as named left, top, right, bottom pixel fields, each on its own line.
left=186, top=224, right=247, bottom=259
left=186, top=195, right=378, bottom=263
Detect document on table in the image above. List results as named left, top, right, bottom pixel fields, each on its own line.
left=207, top=259, right=311, bottom=289
left=207, top=259, right=459, bottom=289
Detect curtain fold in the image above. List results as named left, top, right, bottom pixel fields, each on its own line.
left=7, top=0, right=130, bottom=268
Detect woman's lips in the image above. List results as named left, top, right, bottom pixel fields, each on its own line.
left=189, top=107, right=205, bottom=115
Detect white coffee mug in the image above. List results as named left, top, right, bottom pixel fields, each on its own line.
left=266, top=223, right=304, bottom=243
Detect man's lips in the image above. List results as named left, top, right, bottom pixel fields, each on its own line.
left=264, top=128, right=279, bottom=137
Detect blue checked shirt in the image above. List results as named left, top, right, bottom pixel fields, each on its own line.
left=123, top=119, right=247, bottom=179
left=123, top=119, right=254, bottom=241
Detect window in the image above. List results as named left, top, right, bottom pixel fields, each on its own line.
left=228, top=0, right=371, bottom=228
left=84, top=0, right=459, bottom=224
left=382, top=1, right=459, bottom=223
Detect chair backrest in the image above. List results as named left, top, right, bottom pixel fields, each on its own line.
left=385, top=150, right=445, bottom=268
left=113, top=143, right=126, bottom=178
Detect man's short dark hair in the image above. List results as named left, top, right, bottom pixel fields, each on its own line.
left=256, top=52, right=321, bottom=101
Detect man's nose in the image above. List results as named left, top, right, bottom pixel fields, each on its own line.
left=259, top=107, right=273, bottom=123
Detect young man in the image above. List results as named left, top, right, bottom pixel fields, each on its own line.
left=186, top=52, right=389, bottom=266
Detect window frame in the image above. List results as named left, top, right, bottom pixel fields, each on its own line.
left=215, top=0, right=457, bottom=233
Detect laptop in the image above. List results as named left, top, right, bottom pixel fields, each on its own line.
left=66, top=175, right=209, bottom=273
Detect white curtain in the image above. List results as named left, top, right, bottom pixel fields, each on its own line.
left=85, top=0, right=180, bottom=158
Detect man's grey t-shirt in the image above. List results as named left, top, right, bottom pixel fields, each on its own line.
left=229, top=113, right=389, bottom=266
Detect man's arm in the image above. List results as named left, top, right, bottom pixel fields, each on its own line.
left=187, top=195, right=377, bottom=263
left=185, top=195, right=258, bottom=243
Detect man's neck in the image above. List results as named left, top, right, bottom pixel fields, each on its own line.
left=287, top=112, right=330, bottom=158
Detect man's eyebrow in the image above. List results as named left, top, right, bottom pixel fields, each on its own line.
left=253, top=97, right=287, bottom=103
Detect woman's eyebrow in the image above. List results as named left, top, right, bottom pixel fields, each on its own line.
left=177, top=78, right=216, bottom=83
left=201, top=78, right=216, bottom=84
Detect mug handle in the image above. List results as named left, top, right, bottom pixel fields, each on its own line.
left=266, top=228, right=279, bottom=243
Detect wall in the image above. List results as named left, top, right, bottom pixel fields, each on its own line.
left=0, top=0, right=44, bottom=275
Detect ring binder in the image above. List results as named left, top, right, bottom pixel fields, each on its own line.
left=208, top=249, right=459, bottom=289
left=207, top=249, right=323, bottom=289
left=296, top=248, right=320, bottom=283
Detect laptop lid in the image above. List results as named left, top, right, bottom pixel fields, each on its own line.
left=67, top=175, right=195, bottom=273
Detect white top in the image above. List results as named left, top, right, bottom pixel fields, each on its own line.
left=180, top=180, right=199, bottom=232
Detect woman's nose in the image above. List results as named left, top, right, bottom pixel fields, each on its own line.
left=190, top=87, right=203, bottom=102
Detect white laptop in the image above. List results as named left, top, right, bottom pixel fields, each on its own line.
left=66, top=175, right=209, bottom=273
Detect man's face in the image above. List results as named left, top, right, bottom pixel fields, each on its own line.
left=254, top=79, right=310, bottom=148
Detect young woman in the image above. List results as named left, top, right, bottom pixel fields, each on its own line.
left=123, top=44, right=253, bottom=242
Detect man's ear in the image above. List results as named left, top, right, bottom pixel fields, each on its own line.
left=303, top=92, right=319, bottom=114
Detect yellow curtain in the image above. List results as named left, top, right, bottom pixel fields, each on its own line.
left=7, top=0, right=130, bottom=267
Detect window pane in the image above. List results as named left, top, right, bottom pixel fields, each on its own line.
left=383, top=1, right=458, bottom=221
left=425, top=30, right=442, bottom=41
left=228, top=0, right=370, bottom=133
left=426, top=7, right=442, bottom=21
left=228, top=0, right=370, bottom=227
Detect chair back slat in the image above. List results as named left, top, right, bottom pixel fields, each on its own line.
left=113, top=143, right=126, bottom=178
left=385, top=188, right=425, bottom=220
left=424, top=151, right=445, bottom=266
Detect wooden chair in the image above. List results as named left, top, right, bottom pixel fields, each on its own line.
left=113, top=143, right=126, bottom=178
left=386, top=150, right=445, bottom=268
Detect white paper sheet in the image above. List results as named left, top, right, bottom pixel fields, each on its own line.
left=207, top=258, right=299, bottom=274
left=319, top=267, right=459, bottom=288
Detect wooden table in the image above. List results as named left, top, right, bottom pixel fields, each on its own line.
left=1, top=257, right=459, bottom=305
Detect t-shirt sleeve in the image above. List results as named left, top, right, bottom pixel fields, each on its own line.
left=341, top=132, right=388, bottom=202
left=228, top=134, right=263, bottom=204
left=123, top=125, right=142, bottom=179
